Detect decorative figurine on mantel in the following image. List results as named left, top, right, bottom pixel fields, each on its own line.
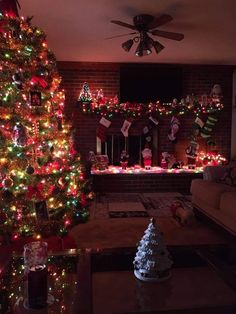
left=133, top=218, right=173, bottom=282
left=120, top=149, right=129, bottom=169
left=142, top=143, right=152, bottom=170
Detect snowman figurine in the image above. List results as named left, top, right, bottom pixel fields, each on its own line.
left=13, top=123, right=28, bottom=146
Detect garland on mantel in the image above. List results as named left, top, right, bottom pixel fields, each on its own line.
left=79, top=90, right=224, bottom=118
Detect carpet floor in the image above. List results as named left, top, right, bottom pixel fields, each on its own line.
left=69, top=192, right=231, bottom=249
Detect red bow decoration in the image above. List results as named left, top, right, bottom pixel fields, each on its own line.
left=27, top=184, right=44, bottom=200
left=31, top=76, right=48, bottom=88
left=0, top=0, right=21, bottom=17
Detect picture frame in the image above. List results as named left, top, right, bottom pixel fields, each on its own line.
left=35, top=200, right=49, bottom=220
left=30, top=91, right=42, bottom=106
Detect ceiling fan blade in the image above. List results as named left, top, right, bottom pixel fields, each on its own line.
left=111, top=20, right=136, bottom=30
left=148, top=14, right=173, bottom=29
left=151, top=29, right=184, bottom=41
left=105, top=32, right=137, bottom=40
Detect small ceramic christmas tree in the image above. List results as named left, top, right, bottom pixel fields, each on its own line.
left=134, top=218, right=173, bottom=282
left=78, top=82, right=92, bottom=103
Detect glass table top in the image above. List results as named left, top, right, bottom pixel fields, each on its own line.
left=1, top=245, right=236, bottom=314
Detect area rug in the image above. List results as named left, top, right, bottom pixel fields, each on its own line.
left=98, top=193, right=193, bottom=219
left=107, top=194, right=142, bottom=203
left=109, top=211, right=149, bottom=218
left=108, top=201, right=148, bottom=218
left=140, top=195, right=192, bottom=217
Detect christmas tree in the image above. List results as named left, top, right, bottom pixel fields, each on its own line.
left=78, top=82, right=92, bottom=103
left=133, top=218, right=173, bottom=282
left=0, top=1, right=92, bottom=240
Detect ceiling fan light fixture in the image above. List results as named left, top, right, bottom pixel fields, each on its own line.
left=110, top=13, right=184, bottom=57
left=153, top=41, right=165, bottom=54
left=122, top=39, right=134, bottom=52
left=135, top=39, right=152, bottom=57
left=135, top=44, right=143, bottom=57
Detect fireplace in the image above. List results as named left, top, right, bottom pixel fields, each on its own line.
left=97, top=127, right=158, bottom=166
left=98, top=135, right=142, bottom=165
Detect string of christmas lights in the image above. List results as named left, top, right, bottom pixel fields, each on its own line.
left=78, top=85, right=224, bottom=118
left=197, top=151, right=227, bottom=166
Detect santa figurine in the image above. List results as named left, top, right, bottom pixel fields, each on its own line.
left=120, top=150, right=129, bottom=169
left=161, top=152, right=170, bottom=169
left=211, top=84, right=222, bottom=100
left=142, top=143, right=152, bottom=170
left=185, top=140, right=199, bottom=169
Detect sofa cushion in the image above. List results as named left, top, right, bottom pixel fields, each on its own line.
left=203, top=165, right=230, bottom=182
left=191, top=179, right=235, bottom=209
left=219, top=192, right=236, bottom=221
left=221, top=167, right=236, bottom=186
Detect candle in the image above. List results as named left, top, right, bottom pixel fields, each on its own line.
left=28, top=264, right=47, bottom=309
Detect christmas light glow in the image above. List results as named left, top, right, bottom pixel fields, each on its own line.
left=0, top=10, right=92, bottom=239
left=91, top=165, right=203, bottom=175
left=197, top=151, right=227, bottom=166
left=79, top=85, right=224, bottom=118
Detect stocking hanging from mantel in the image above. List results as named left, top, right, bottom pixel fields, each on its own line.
left=143, top=116, right=159, bottom=143
left=168, top=116, right=180, bottom=143
left=121, top=119, right=132, bottom=137
left=96, top=117, right=111, bottom=142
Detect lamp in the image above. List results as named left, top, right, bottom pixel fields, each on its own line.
left=135, top=32, right=153, bottom=57
left=135, top=40, right=152, bottom=57
left=122, top=39, right=134, bottom=52
left=122, top=31, right=164, bottom=57
left=153, top=41, right=165, bottom=54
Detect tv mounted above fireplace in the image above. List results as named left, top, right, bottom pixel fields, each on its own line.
left=120, top=64, right=183, bottom=103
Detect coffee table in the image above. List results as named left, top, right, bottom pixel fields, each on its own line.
left=1, top=245, right=236, bottom=313
left=90, top=246, right=236, bottom=314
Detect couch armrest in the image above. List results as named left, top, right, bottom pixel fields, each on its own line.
left=203, top=165, right=229, bottom=181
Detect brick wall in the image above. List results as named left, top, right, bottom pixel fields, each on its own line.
left=58, top=61, right=234, bottom=163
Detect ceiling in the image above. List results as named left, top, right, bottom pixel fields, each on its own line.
left=20, top=0, right=236, bottom=65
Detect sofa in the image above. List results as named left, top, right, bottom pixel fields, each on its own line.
left=191, top=165, right=236, bottom=235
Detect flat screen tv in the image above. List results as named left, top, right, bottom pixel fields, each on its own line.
left=120, top=65, right=183, bottom=103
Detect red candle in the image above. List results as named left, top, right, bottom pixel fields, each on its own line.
left=28, top=264, right=47, bottom=309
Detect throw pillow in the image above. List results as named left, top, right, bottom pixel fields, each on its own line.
left=221, top=167, right=236, bottom=186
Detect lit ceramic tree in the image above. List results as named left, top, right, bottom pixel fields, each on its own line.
left=134, top=218, right=173, bottom=282
left=78, top=82, right=92, bottom=103
left=0, top=1, right=92, bottom=240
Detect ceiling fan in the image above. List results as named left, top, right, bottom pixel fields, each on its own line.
left=109, top=14, right=184, bottom=57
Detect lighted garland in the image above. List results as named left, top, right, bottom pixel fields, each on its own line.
left=79, top=92, right=224, bottom=118
left=0, top=11, right=93, bottom=240
left=197, top=151, right=227, bottom=166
